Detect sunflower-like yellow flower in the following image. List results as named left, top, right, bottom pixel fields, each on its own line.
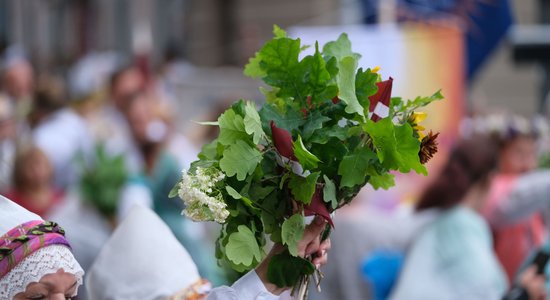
left=410, top=111, right=427, bottom=140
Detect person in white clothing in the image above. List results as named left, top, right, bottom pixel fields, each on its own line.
left=0, top=195, right=85, bottom=299
left=86, top=205, right=330, bottom=300
left=30, top=76, right=94, bottom=190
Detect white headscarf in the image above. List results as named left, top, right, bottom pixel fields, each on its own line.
left=86, top=205, right=200, bottom=300
left=0, top=195, right=84, bottom=299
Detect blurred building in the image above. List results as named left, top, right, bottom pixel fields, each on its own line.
left=0, top=0, right=547, bottom=119
left=0, top=0, right=343, bottom=69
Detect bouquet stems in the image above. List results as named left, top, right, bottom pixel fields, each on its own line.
left=291, top=227, right=330, bottom=300
left=292, top=268, right=325, bottom=300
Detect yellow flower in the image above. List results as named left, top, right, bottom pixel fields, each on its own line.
left=372, top=66, right=381, bottom=73
left=410, top=112, right=427, bottom=140
left=411, top=111, right=427, bottom=124
left=415, top=124, right=426, bottom=131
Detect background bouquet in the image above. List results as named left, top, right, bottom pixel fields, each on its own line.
left=170, top=25, right=443, bottom=296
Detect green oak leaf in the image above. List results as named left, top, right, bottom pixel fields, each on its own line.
left=338, top=148, right=377, bottom=188
left=311, top=138, right=349, bottom=179
left=197, top=140, right=220, bottom=160
left=260, top=190, right=286, bottom=237
left=316, top=84, right=339, bottom=104
left=260, top=193, right=282, bottom=236
left=225, top=186, right=254, bottom=208
left=259, top=104, right=305, bottom=135
left=288, top=172, right=320, bottom=204
left=325, top=56, right=339, bottom=78
left=248, top=185, right=275, bottom=201
left=267, top=249, right=315, bottom=288
left=244, top=54, right=266, bottom=78
left=293, top=135, right=321, bottom=170
left=261, top=209, right=278, bottom=235
left=220, top=140, right=262, bottom=180
left=281, top=213, right=305, bottom=256
left=243, top=25, right=289, bottom=79
left=273, top=24, right=287, bottom=38
left=302, top=110, right=331, bottom=139
left=260, top=87, right=286, bottom=111
left=323, top=34, right=364, bottom=118
left=226, top=185, right=242, bottom=199
left=337, top=56, right=364, bottom=118
left=227, top=259, right=256, bottom=274
left=391, top=96, right=403, bottom=107
left=364, top=118, right=427, bottom=175
left=368, top=169, right=395, bottom=190
left=259, top=37, right=305, bottom=100
left=231, top=100, right=247, bottom=117
left=299, top=42, right=332, bottom=103
left=322, top=33, right=361, bottom=61
left=323, top=175, right=338, bottom=209
left=225, top=225, right=263, bottom=266
left=309, top=124, right=351, bottom=144
left=403, top=90, right=444, bottom=111
left=218, top=109, right=250, bottom=146
left=244, top=101, right=264, bottom=144
left=355, top=68, right=379, bottom=114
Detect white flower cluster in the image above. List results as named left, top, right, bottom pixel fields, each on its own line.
left=178, top=167, right=229, bottom=223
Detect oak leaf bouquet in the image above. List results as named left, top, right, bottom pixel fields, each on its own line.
left=170, top=26, right=443, bottom=298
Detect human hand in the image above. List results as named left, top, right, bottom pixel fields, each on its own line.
left=312, top=238, right=331, bottom=269
left=256, top=216, right=330, bottom=294
left=298, top=216, right=328, bottom=258
left=520, top=266, right=547, bottom=300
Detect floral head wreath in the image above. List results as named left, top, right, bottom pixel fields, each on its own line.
left=460, top=114, right=549, bottom=143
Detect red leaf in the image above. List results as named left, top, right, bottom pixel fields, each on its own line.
left=270, top=121, right=296, bottom=160
left=368, top=77, right=393, bottom=122
left=304, top=188, right=334, bottom=228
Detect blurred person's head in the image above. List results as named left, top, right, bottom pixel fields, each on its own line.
left=28, top=75, right=67, bottom=128
left=125, top=92, right=168, bottom=150
left=0, top=196, right=84, bottom=299
left=416, top=135, right=498, bottom=211
left=69, top=52, right=123, bottom=118
left=109, top=65, right=145, bottom=111
left=498, top=135, right=537, bottom=175
left=13, top=146, right=53, bottom=191
left=1, top=58, right=33, bottom=101
left=489, top=116, right=540, bottom=175
left=0, top=94, right=15, bottom=140
left=461, top=114, right=541, bottom=175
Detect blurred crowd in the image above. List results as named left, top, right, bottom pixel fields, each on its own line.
left=0, top=46, right=229, bottom=298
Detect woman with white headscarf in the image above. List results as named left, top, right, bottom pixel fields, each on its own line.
left=86, top=205, right=330, bottom=300
left=0, top=195, right=84, bottom=299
